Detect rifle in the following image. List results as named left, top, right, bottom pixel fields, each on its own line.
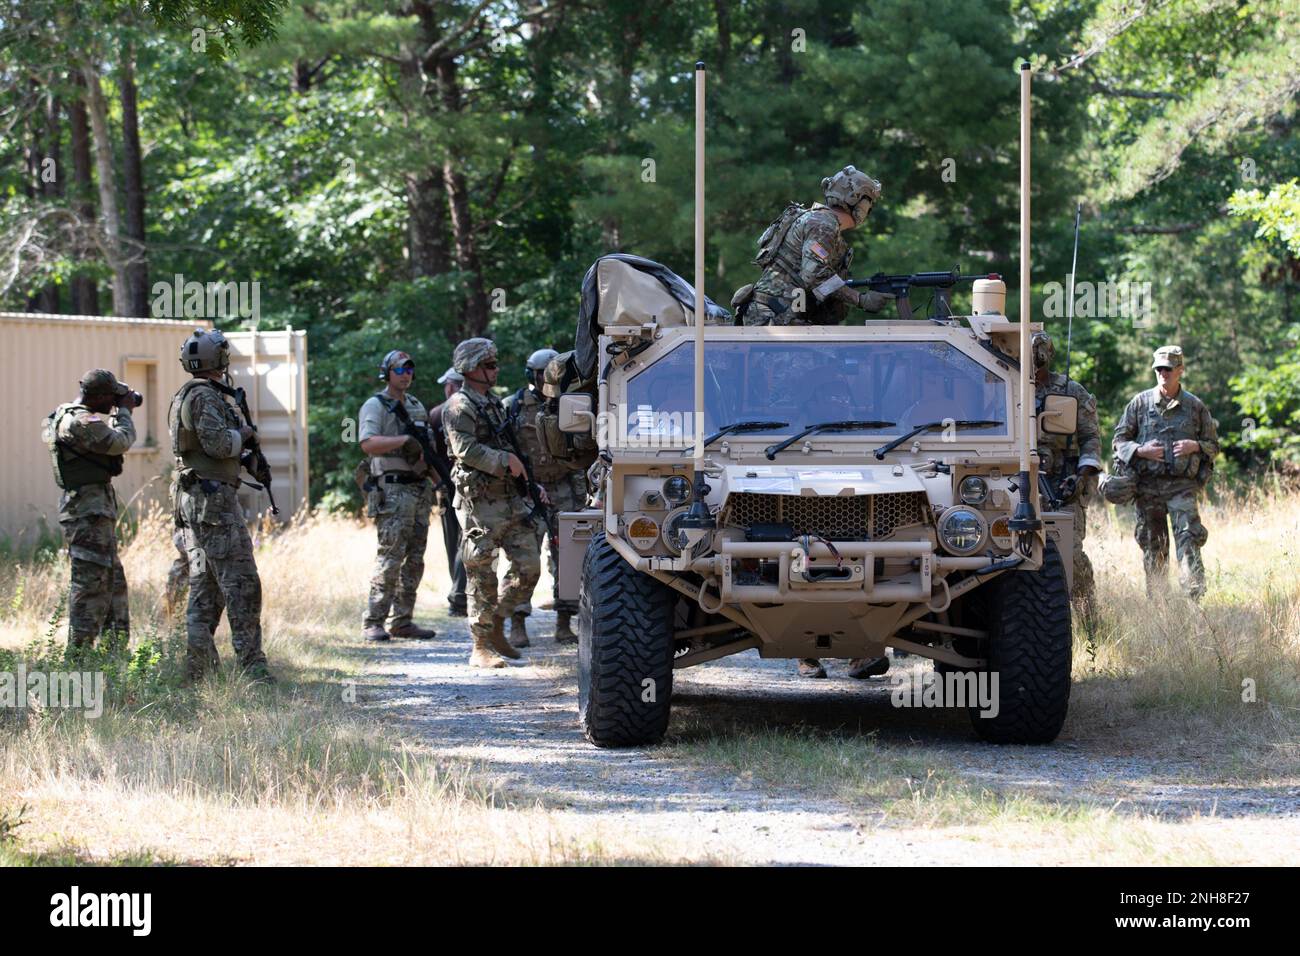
left=846, top=270, right=997, bottom=320
left=495, top=406, right=551, bottom=527
left=229, top=385, right=280, bottom=516
left=206, top=379, right=280, bottom=515
left=378, top=394, right=455, bottom=502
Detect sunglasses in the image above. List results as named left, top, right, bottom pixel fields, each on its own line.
left=390, top=364, right=415, bottom=375
left=480, top=361, right=499, bottom=370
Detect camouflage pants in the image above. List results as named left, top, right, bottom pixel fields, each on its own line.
left=458, top=491, right=540, bottom=641
left=365, top=479, right=433, bottom=630
left=516, top=470, right=588, bottom=615
left=1133, top=478, right=1208, bottom=599
left=61, top=514, right=129, bottom=649
left=1064, top=497, right=1096, bottom=616
left=165, top=529, right=189, bottom=620
left=178, top=481, right=268, bottom=677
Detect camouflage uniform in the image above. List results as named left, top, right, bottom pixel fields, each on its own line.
left=1113, top=384, right=1218, bottom=599
left=48, top=401, right=136, bottom=649
left=359, top=391, right=434, bottom=633
left=445, top=381, right=540, bottom=665
left=744, top=204, right=862, bottom=327
left=1036, top=371, right=1103, bottom=612
left=169, top=378, right=270, bottom=679
left=164, top=528, right=189, bottom=620
left=505, top=385, right=589, bottom=618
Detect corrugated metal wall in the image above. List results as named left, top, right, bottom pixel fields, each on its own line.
left=0, top=314, right=309, bottom=545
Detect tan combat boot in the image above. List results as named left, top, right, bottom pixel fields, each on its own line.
left=469, top=631, right=507, bottom=669
left=487, top=614, right=522, bottom=660
left=797, top=658, right=827, bottom=679
left=554, top=610, right=577, bottom=645
left=509, top=611, right=531, bottom=648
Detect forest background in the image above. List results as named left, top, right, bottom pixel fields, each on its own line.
left=3, top=0, right=1298, bottom=510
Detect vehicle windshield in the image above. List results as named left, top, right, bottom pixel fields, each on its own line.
left=620, top=339, right=1008, bottom=447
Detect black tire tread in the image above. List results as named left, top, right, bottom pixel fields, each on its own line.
left=970, top=540, right=1072, bottom=744
left=578, top=532, right=677, bottom=747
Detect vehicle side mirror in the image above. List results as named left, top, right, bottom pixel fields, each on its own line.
left=558, top=393, right=595, bottom=434
left=1039, top=393, right=1078, bottom=435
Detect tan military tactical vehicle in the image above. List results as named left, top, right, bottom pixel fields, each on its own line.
left=554, top=258, right=1078, bottom=748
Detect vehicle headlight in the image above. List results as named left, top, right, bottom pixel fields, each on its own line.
left=662, top=508, right=690, bottom=554
left=939, top=507, right=986, bottom=555
left=959, top=475, right=989, bottom=505
left=662, top=475, right=691, bottom=505
left=628, top=516, right=660, bottom=552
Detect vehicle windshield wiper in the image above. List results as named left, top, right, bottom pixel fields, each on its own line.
left=704, top=420, right=790, bottom=446
left=764, top=420, right=896, bottom=460
left=872, top=419, right=1004, bottom=460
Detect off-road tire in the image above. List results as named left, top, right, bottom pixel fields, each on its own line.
left=578, top=532, right=677, bottom=747
left=970, top=540, right=1072, bottom=744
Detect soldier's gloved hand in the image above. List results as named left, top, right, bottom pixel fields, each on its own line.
left=1057, top=474, right=1079, bottom=503
left=856, top=290, right=895, bottom=313
left=400, top=435, right=423, bottom=464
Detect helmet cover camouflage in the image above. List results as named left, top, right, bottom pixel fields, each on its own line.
left=1099, top=458, right=1136, bottom=505
left=453, top=337, right=497, bottom=374
left=821, top=165, right=881, bottom=226
left=1032, top=331, right=1055, bottom=370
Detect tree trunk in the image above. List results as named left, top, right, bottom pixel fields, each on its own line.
left=26, top=86, right=62, bottom=312
left=119, top=45, right=149, bottom=316
left=434, top=54, right=489, bottom=335
left=405, top=170, right=450, bottom=276
left=67, top=78, right=100, bottom=315
left=81, top=63, right=128, bottom=315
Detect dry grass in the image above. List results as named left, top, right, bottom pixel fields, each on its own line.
left=0, top=507, right=691, bottom=865
left=2, top=490, right=1298, bottom=866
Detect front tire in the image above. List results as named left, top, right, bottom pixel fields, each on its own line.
left=970, top=539, right=1072, bottom=744
left=578, top=532, right=677, bottom=747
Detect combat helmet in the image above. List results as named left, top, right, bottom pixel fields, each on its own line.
left=180, top=329, right=230, bottom=374
left=1099, top=457, right=1136, bottom=506
left=1032, top=331, right=1055, bottom=370
left=453, top=337, right=497, bottom=375
left=526, top=348, right=559, bottom=389
left=822, top=165, right=881, bottom=226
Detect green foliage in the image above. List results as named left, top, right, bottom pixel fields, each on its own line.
left=4, top=0, right=1299, bottom=492
left=1230, top=336, right=1300, bottom=466
left=1230, top=180, right=1300, bottom=256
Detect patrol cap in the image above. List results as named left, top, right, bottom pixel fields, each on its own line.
left=1151, top=345, right=1184, bottom=370
left=79, top=368, right=130, bottom=397
left=437, top=367, right=464, bottom=385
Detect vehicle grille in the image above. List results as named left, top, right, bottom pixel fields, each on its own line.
left=721, top=492, right=930, bottom=540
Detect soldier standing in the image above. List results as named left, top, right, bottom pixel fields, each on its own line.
left=1032, top=331, right=1103, bottom=619
left=44, top=369, right=139, bottom=652
left=169, top=329, right=275, bottom=683
left=504, top=348, right=591, bottom=647
left=431, top=366, right=468, bottom=617
left=357, top=350, right=442, bottom=642
left=1113, top=346, right=1219, bottom=600
left=736, top=165, right=892, bottom=327
left=444, top=337, right=545, bottom=668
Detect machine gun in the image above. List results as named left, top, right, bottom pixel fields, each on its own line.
left=378, top=395, right=455, bottom=502
left=846, top=270, right=997, bottom=320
